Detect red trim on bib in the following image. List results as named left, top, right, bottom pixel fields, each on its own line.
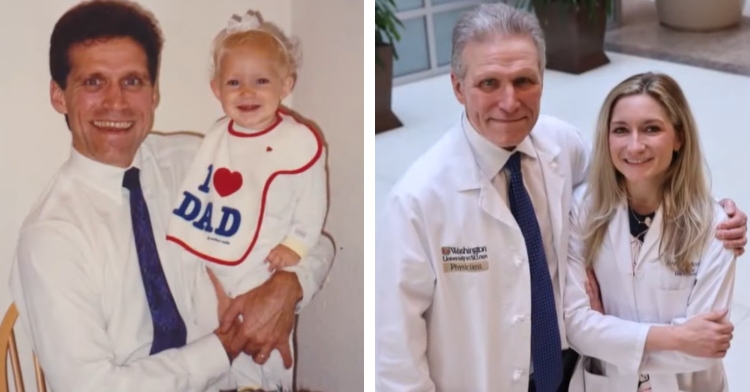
left=166, top=111, right=325, bottom=266
left=227, top=112, right=283, bottom=137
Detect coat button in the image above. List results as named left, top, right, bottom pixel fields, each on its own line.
left=515, top=259, right=523, bottom=267
left=512, top=369, right=523, bottom=381
left=513, top=315, right=526, bottom=323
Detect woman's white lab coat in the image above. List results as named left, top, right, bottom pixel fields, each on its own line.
left=564, top=197, right=735, bottom=392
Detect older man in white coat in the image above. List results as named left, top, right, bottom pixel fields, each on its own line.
left=374, top=3, right=747, bottom=392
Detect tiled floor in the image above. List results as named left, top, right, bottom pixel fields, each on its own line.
left=375, top=52, right=750, bottom=389
left=605, top=0, right=750, bottom=77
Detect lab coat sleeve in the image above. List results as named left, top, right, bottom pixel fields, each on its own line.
left=375, top=191, right=437, bottom=392
left=12, top=223, right=230, bottom=392
left=639, top=234, right=736, bottom=374
left=563, top=200, right=651, bottom=374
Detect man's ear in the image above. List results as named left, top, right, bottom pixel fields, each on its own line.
left=451, top=72, right=466, bottom=105
left=152, top=81, right=161, bottom=109
left=50, top=80, right=67, bottom=115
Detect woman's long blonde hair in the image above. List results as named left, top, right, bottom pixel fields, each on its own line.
left=583, top=72, right=713, bottom=274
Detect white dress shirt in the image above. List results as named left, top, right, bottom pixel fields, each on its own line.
left=9, top=132, right=334, bottom=392
left=463, top=114, right=566, bottom=361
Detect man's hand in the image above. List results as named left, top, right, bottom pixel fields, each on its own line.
left=207, top=267, right=232, bottom=321
left=266, top=244, right=302, bottom=272
left=584, top=267, right=604, bottom=314
left=717, top=198, right=747, bottom=257
left=207, top=267, right=245, bottom=362
left=215, top=318, right=243, bottom=363
left=676, top=309, right=734, bottom=358
left=218, top=270, right=303, bottom=368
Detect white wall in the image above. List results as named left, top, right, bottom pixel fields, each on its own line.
left=0, top=0, right=360, bottom=390
left=290, top=0, right=364, bottom=391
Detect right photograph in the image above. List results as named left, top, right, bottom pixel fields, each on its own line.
left=374, top=0, right=750, bottom=391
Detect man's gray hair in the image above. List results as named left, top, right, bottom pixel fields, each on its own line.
left=451, top=3, right=546, bottom=78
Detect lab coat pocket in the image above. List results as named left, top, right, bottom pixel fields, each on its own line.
left=656, top=262, right=697, bottom=291
left=582, top=356, right=608, bottom=392
left=655, top=287, right=692, bottom=322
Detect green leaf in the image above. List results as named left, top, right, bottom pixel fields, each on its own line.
left=375, top=0, right=403, bottom=46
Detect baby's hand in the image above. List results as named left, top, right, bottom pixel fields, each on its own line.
left=265, top=244, right=301, bottom=271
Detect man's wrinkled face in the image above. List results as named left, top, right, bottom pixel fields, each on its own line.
left=451, top=34, right=542, bottom=149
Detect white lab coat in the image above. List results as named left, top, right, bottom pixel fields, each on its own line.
left=375, top=113, right=590, bottom=392
left=564, top=194, right=736, bottom=392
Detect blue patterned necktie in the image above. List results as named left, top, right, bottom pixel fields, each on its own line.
left=123, top=167, right=187, bottom=355
left=505, top=152, right=562, bottom=392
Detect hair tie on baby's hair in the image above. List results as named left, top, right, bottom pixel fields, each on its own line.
left=226, top=11, right=262, bottom=34
left=224, top=10, right=289, bottom=57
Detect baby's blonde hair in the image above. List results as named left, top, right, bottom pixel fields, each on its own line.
left=210, top=10, right=302, bottom=78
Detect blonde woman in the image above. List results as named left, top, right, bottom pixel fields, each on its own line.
left=564, top=73, right=735, bottom=392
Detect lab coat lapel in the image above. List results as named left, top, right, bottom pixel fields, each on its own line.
left=635, top=207, right=663, bottom=271
left=609, top=204, right=634, bottom=275
left=535, top=139, right=564, bottom=263
left=533, top=135, right=566, bottom=291
left=608, top=203, right=663, bottom=273
left=478, top=183, right=519, bottom=229
left=450, top=122, right=519, bottom=230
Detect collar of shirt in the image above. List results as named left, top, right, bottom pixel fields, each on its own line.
left=66, top=147, right=144, bottom=205
left=232, top=122, right=259, bottom=133
left=461, top=112, right=537, bottom=182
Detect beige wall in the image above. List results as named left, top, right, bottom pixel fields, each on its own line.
left=0, top=0, right=361, bottom=390
left=290, top=0, right=364, bottom=390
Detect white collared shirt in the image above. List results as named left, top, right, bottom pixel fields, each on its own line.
left=9, top=133, right=233, bottom=392
left=9, top=131, right=334, bottom=392
left=462, top=114, right=566, bottom=363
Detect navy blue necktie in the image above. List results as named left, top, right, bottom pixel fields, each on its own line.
left=123, top=167, right=187, bottom=355
left=505, top=153, right=562, bottom=392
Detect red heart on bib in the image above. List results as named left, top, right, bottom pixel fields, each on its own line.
left=213, top=168, right=243, bottom=197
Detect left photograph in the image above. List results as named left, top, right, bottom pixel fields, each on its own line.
left=0, top=0, right=364, bottom=391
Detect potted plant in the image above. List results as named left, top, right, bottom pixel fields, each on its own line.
left=375, top=0, right=403, bottom=134
left=514, top=0, right=612, bottom=74
left=655, top=0, right=743, bottom=32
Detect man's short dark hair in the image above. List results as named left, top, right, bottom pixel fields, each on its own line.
left=50, top=0, right=164, bottom=89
